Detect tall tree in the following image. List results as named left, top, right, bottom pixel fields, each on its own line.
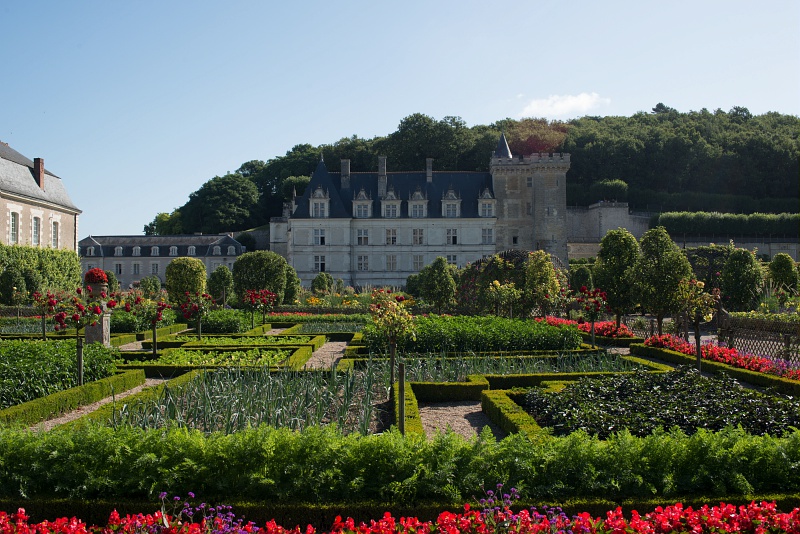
left=419, top=256, right=456, bottom=313
left=632, top=226, right=693, bottom=334
left=593, top=228, right=640, bottom=327
left=143, top=210, right=183, bottom=235
left=179, top=173, right=259, bottom=234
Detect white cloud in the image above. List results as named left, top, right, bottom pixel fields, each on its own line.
left=520, top=92, right=611, bottom=118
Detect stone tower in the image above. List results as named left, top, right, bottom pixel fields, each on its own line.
left=490, top=133, right=570, bottom=264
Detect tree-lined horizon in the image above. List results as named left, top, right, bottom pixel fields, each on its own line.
left=145, top=106, right=799, bottom=237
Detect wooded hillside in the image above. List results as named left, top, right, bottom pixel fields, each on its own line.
left=145, top=106, right=799, bottom=236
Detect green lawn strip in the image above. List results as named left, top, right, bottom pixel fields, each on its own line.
left=630, top=343, right=800, bottom=396
left=0, top=369, right=145, bottom=426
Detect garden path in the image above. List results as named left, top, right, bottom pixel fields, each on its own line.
left=28, top=377, right=168, bottom=432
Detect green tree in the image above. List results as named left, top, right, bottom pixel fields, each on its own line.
left=769, top=253, right=798, bottom=291
left=632, top=226, right=692, bottom=334
left=593, top=228, right=640, bottom=327
left=0, top=266, right=26, bottom=305
left=180, top=173, right=260, bottom=234
left=524, top=251, right=561, bottom=317
left=103, top=270, right=120, bottom=295
left=232, top=251, right=289, bottom=304
left=143, top=210, right=183, bottom=235
left=569, top=265, right=594, bottom=292
left=283, top=263, right=301, bottom=305
left=419, top=257, right=456, bottom=313
left=139, top=275, right=162, bottom=298
left=720, top=248, right=764, bottom=311
left=281, top=175, right=311, bottom=201
left=207, top=265, right=234, bottom=305
left=311, top=272, right=334, bottom=294
left=165, top=257, right=207, bottom=304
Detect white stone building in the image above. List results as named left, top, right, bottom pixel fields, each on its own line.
left=270, top=134, right=570, bottom=287
left=78, top=234, right=245, bottom=289
left=0, top=142, right=81, bottom=251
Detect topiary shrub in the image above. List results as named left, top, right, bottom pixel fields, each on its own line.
left=200, top=309, right=250, bottom=334
left=721, top=248, right=764, bottom=311
left=165, top=257, right=207, bottom=304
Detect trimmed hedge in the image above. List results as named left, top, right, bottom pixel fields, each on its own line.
left=0, top=369, right=145, bottom=426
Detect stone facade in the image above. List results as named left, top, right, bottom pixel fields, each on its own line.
left=0, top=143, right=81, bottom=251
left=270, top=134, right=571, bottom=287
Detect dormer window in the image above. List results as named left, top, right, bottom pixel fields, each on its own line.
left=382, top=187, right=401, bottom=218
left=169, top=246, right=178, bottom=256
left=114, top=246, right=123, bottom=256
left=353, top=188, right=372, bottom=218
left=188, top=246, right=196, bottom=256
left=86, top=246, right=95, bottom=256
left=213, top=246, right=221, bottom=255
left=133, top=246, right=141, bottom=256
left=409, top=188, right=428, bottom=218
left=310, top=186, right=329, bottom=218
left=441, top=188, right=461, bottom=218
left=478, top=188, right=496, bottom=217
left=151, top=246, right=159, bottom=256
left=227, top=246, right=236, bottom=255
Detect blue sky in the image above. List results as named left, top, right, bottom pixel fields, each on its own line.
left=1, top=0, right=798, bottom=238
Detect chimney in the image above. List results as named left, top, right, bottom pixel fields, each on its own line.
left=34, top=158, right=45, bottom=191
left=426, top=158, right=433, bottom=183
left=378, top=155, right=387, bottom=198
left=341, top=159, right=351, bottom=189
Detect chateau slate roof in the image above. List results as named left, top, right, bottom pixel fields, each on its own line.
left=78, top=234, right=244, bottom=258
left=0, top=142, right=81, bottom=212
left=293, top=160, right=494, bottom=219
left=494, top=132, right=512, bottom=159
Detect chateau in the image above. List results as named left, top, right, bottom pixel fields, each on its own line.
left=270, top=134, right=570, bottom=287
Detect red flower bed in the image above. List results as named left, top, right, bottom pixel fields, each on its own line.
left=3, top=501, right=800, bottom=534
left=536, top=317, right=635, bottom=338
left=644, top=334, right=800, bottom=381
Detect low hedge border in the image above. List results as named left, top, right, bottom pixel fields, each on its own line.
left=65, top=370, right=201, bottom=428
left=410, top=375, right=489, bottom=402
left=393, top=381, right=424, bottom=435
left=579, top=332, right=645, bottom=347
left=117, top=345, right=306, bottom=374
left=0, top=369, right=145, bottom=426
left=630, top=343, right=800, bottom=396
left=481, top=389, right=541, bottom=435
left=133, top=323, right=188, bottom=341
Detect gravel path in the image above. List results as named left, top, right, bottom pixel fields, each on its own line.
left=418, top=401, right=506, bottom=440
left=28, top=378, right=168, bottom=431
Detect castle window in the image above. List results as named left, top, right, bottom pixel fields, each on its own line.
left=213, top=246, right=221, bottom=255
left=527, top=202, right=532, bottom=215
left=512, top=236, right=518, bottom=246
left=114, top=263, right=123, bottom=275
left=133, top=246, right=141, bottom=256
left=446, top=255, right=457, bottom=266
left=527, top=177, right=532, bottom=187
left=151, top=246, right=159, bottom=256
left=357, top=255, right=369, bottom=271
left=32, top=217, right=41, bottom=245
left=314, top=229, right=326, bottom=245
left=355, top=203, right=370, bottom=218
left=86, top=246, right=95, bottom=256
left=357, top=229, right=369, bottom=245
left=412, top=228, right=424, bottom=245
left=51, top=221, right=59, bottom=248
left=384, top=203, right=399, bottom=218
left=114, top=246, right=123, bottom=256
left=151, top=263, right=159, bottom=275
left=227, top=246, right=236, bottom=255
left=413, top=255, right=424, bottom=271
left=481, top=202, right=494, bottom=217
left=386, top=255, right=397, bottom=271
left=9, top=212, right=19, bottom=244
left=482, top=228, right=494, bottom=245
left=169, top=246, right=178, bottom=256
left=312, top=201, right=327, bottom=218
left=385, top=228, right=397, bottom=245
left=310, top=186, right=330, bottom=218
left=446, top=228, right=458, bottom=245
left=410, top=203, right=426, bottom=218
left=444, top=203, right=458, bottom=218
left=133, top=263, right=140, bottom=275
left=187, top=246, right=196, bottom=256
left=314, top=255, right=326, bottom=272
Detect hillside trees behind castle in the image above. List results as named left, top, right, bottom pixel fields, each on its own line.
left=145, top=107, right=799, bottom=236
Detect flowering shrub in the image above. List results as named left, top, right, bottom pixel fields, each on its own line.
left=644, top=334, right=800, bottom=381
left=53, top=288, right=105, bottom=333
left=83, top=268, right=108, bottom=284
left=2, top=500, right=800, bottom=534
left=536, top=317, right=635, bottom=338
